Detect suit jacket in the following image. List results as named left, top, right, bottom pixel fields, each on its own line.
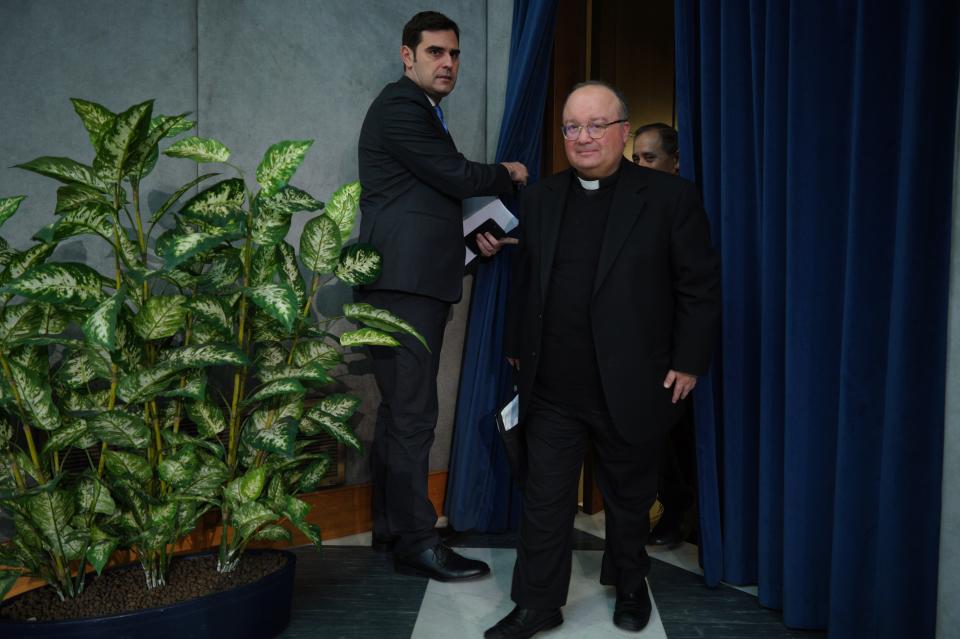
left=505, top=160, right=720, bottom=444
left=357, top=76, right=514, bottom=303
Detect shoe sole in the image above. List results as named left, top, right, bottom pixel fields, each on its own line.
left=393, top=561, right=491, bottom=582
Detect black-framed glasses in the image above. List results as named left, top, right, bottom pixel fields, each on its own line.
left=561, top=119, right=628, bottom=140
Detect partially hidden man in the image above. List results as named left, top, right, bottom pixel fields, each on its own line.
left=487, top=81, right=720, bottom=638
left=356, top=11, right=528, bottom=582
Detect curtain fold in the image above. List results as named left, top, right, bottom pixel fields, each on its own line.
left=676, top=0, right=960, bottom=633
left=445, top=0, right=559, bottom=532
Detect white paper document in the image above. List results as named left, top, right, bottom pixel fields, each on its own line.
left=462, top=196, right=519, bottom=265
left=498, top=394, right=520, bottom=432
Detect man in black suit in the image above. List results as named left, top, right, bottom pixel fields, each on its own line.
left=356, top=11, right=528, bottom=582
left=486, top=82, right=719, bottom=638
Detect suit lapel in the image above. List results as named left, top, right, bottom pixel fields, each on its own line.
left=592, top=166, right=648, bottom=295
left=538, top=172, right=571, bottom=305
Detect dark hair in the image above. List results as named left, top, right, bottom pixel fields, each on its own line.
left=565, top=80, right=629, bottom=120
left=633, top=122, right=678, bottom=157
left=402, top=11, right=460, bottom=50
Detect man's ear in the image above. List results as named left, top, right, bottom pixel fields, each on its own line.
left=400, top=45, right=415, bottom=69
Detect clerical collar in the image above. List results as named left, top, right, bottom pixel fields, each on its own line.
left=575, top=168, right=620, bottom=191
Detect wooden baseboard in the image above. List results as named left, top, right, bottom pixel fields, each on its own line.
left=4, top=470, right=449, bottom=601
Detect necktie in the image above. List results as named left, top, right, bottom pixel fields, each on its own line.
left=434, top=104, right=448, bottom=133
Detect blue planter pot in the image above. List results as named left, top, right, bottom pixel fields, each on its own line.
left=0, top=549, right=297, bottom=639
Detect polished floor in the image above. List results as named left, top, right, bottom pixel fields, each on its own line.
left=280, top=512, right=826, bottom=639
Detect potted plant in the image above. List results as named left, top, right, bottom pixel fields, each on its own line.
left=0, top=98, right=422, bottom=636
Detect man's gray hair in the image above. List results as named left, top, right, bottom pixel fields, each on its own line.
left=565, top=80, right=629, bottom=120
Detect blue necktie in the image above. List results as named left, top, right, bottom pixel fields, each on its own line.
left=434, top=104, right=448, bottom=133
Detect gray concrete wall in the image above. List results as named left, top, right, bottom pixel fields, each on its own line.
left=937, top=80, right=960, bottom=639
left=0, top=0, right=512, bottom=486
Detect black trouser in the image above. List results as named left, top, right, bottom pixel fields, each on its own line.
left=511, top=392, right=664, bottom=609
left=657, top=407, right=696, bottom=514
left=358, top=289, right=450, bottom=559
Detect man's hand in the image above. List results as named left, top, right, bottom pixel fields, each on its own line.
left=663, top=370, right=697, bottom=403
left=501, top=161, right=529, bottom=186
left=506, top=357, right=520, bottom=371
left=476, top=232, right=519, bottom=257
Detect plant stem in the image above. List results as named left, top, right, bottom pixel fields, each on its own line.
left=0, top=353, right=46, bottom=483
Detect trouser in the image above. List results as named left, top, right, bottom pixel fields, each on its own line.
left=358, top=289, right=449, bottom=559
left=511, top=391, right=663, bottom=609
left=657, top=407, right=696, bottom=514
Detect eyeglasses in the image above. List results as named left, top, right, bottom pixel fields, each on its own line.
left=561, top=119, right=628, bottom=140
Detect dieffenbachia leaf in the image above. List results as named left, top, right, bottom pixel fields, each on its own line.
left=41, top=417, right=95, bottom=453
left=253, top=525, right=292, bottom=542
left=250, top=245, right=279, bottom=286
left=185, top=400, right=227, bottom=437
left=324, top=181, right=361, bottom=244
left=246, top=415, right=298, bottom=457
left=161, top=229, right=241, bottom=270
left=292, top=340, right=342, bottom=369
left=83, top=284, right=127, bottom=351
left=339, top=327, right=401, bottom=348
left=129, top=111, right=193, bottom=180
left=246, top=283, right=298, bottom=333
left=116, top=344, right=249, bottom=403
left=103, top=450, right=152, bottom=484
left=148, top=172, right=220, bottom=224
left=317, top=393, right=360, bottom=421
left=343, top=302, right=427, bottom=349
left=188, top=296, right=231, bottom=336
left=33, top=200, right=117, bottom=247
left=298, top=455, right=332, bottom=492
left=163, top=135, right=231, bottom=163
left=0, top=195, right=26, bottom=229
left=178, top=453, right=229, bottom=498
left=158, top=371, right=207, bottom=401
left=256, top=140, right=313, bottom=198
left=335, top=243, right=382, bottom=286
left=283, top=496, right=321, bottom=549
left=178, top=177, right=246, bottom=227
left=0, top=303, right=43, bottom=346
left=55, top=184, right=109, bottom=215
left=76, top=477, right=116, bottom=516
left=85, top=534, right=118, bottom=575
left=0, top=262, right=105, bottom=307
left=152, top=114, right=196, bottom=138
left=239, top=466, right=266, bottom=501
left=259, top=186, right=323, bottom=216
left=303, top=407, right=362, bottom=452
left=158, top=446, right=201, bottom=488
left=70, top=98, right=115, bottom=150
left=132, top=295, right=187, bottom=340
left=93, top=99, right=153, bottom=183
left=299, top=214, right=341, bottom=274
left=276, top=241, right=307, bottom=306
left=27, top=489, right=76, bottom=554
left=7, top=360, right=60, bottom=430
left=15, top=156, right=106, bottom=190
left=247, top=379, right=306, bottom=404
left=252, top=204, right=291, bottom=246
left=90, top=410, right=151, bottom=449
left=232, top=500, right=279, bottom=540
left=258, top=363, right=332, bottom=386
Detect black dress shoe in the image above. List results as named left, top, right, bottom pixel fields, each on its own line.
left=394, top=543, right=490, bottom=581
left=613, top=581, right=652, bottom=632
left=484, top=606, right=563, bottom=639
left=647, top=508, right=684, bottom=546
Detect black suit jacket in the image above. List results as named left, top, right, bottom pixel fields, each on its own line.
left=505, top=160, right=720, bottom=444
left=357, top=76, right=514, bottom=303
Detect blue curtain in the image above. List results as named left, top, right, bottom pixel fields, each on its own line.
left=445, top=0, right=559, bottom=532
left=676, top=1, right=960, bottom=634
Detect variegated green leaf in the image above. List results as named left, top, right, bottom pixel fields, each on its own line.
left=185, top=400, right=227, bottom=437
left=0, top=244, right=55, bottom=292
left=246, top=283, right=298, bottom=333
left=247, top=378, right=306, bottom=404
left=335, top=243, right=382, bottom=286
left=283, top=495, right=310, bottom=523
left=324, top=181, right=361, bottom=243
left=116, top=366, right=176, bottom=404
left=33, top=200, right=116, bottom=245
left=158, top=371, right=207, bottom=401
left=162, top=429, right=224, bottom=457
left=15, top=156, right=106, bottom=189
left=148, top=172, right=220, bottom=224
left=298, top=455, right=332, bottom=492
left=167, top=343, right=250, bottom=369
left=0, top=195, right=26, bottom=229
left=292, top=339, right=342, bottom=369
left=253, top=525, right=292, bottom=542
left=343, top=302, right=427, bottom=349
left=41, top=417, right=95, bottom=453
left=198, top=250, right=243, bottom=291
left=129, top=111, right=193, bottom=180
left=302, top=409, right=362, bottom=452
left=76, top=477, right=116, bottom=516
left=163, top=135, right=230, bottom=163
left=246, top=415, right=298, bottom=457
left=158, top=446, right=200, bottom=488
left=258, top=363, right=332, bottom=386
left=252, top=205, right=291, bottom=246
left=93, top=99, right=153, bottom=183
left=162, top=229, right=240, bottom=270
left=0, top=238, right=15, bottom=269
left=179, top=456, right=229, bottom=499
left=276, top=241, right=307, bottom=305
left=1, top=262, right=105, bottom=307
left=0, top=303, right=43, bottom=345
left=256, top=140, right=313, bottom=197
left=86, top=538, right=118, bottom=575
left=133, top=295, right=187, bottom=340
left=188, top=296, right=231, bottom=336
left=151, top=114, right=196, bottom=137
left=251, top=245, right=279, bottom=286
left=232, top=500, right=278, bottom=540
left=318, top=393, right=361, bottom=421
left=0, top=417, right=11, bottom=450
left=339, top=327, right=401, bottom=348
left=178, top=177, right=246, bottom=226
left=103, top=450, right=152, bottom=484
left=7, top=360, right=60, bottom=431
left=90, top=410, right=151, bottom=449
left=82, top=284, right=126, bottom=351
left=259, top=186, right=323, bottom=216
left=27, top=489, right=76, bottom=552
left=70, top=98, right=115, bottom=149
left=240, top=466, right=266, bottom=501
left=55, top=184, right=109, bottom=214
left=299, top=213, right=341, bottom=274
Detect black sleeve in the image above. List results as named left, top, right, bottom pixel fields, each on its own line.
left=504, top=191, right=532, bottom=359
